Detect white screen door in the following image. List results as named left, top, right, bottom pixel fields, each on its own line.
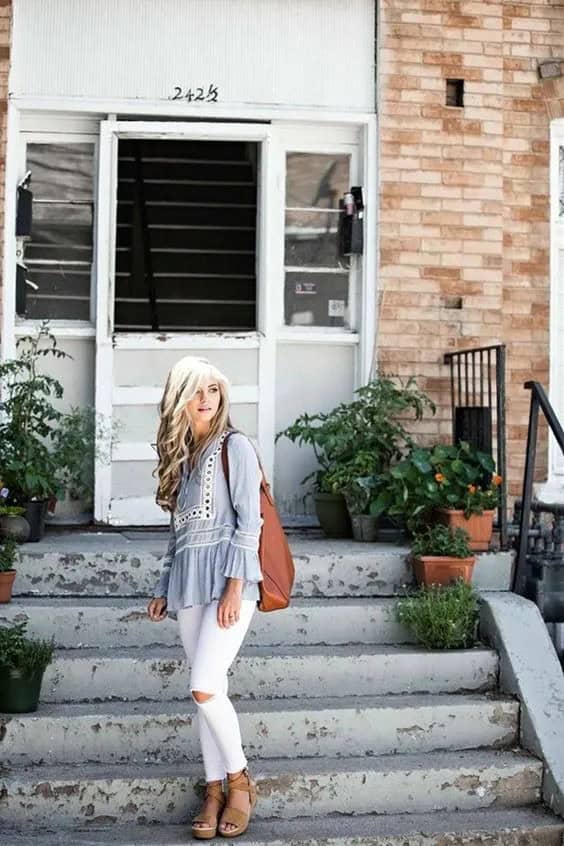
left=94, top=121, right=278, bottom=525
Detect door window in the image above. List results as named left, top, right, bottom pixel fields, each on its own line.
left=114, top=139, right=258, bottom=332
left=20, top=142, right=95, bottom=320
left=284, top=152, right=352, bottom=329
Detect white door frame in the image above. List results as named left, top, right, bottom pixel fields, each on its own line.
left=542, top=119, right=564, bottom=501
left=94, top=120, right=278, bottom=524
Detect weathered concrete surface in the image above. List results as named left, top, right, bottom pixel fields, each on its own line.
left=3, top=806, right=564, bottom=846
left=479, top=592, right=564, bottom=817
left=39, top=645, right=498, bottom=703
left=0, top=693, right=518, bottom=766
left=10, top=534, right=514, bottom=598
left=3, top=806, right=564, bottom=845
left=0, top=750, right=543, bottom=828
left=0, top=597, right=412, bottom=648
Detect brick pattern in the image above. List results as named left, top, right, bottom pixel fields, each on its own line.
left=0, top=0, right=10, bottom=330
left=377, top=0, right=564, bottom=497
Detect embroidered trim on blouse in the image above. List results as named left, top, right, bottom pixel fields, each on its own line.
left=174, top=431, right=228, bottom=531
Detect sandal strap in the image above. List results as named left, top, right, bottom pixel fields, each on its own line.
left=192, top=784, right=225, bottom=825
left=205, top=782, right=225, bottom=802
left=219, top=806, right=248, bottom=828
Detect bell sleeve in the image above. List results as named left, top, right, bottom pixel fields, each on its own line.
left=221, top=433, right=264, bottom=584
left=153, top=513, right=176, bottom=597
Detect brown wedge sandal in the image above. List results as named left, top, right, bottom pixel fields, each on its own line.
left=191, top=779, right=226, bottom=840
left=218, top=767, right=258, bottom=838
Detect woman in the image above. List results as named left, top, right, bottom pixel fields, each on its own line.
left=147, top=355, right=262, bottom=839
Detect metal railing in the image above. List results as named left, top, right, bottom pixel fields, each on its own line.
left=443, top=344, right=508, bottom=549
left=512, top=381, right=564, bottom=595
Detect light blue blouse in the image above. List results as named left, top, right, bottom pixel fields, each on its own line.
left=153, top=430, right=263, bottom=619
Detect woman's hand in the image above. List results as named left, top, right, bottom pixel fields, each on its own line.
left=218, top=578, right=243, bottom=628
left=147, top=596, right=168, bottom=622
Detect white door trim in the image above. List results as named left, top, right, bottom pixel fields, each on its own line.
left=94, top=119, right=275, bottom=523
left=540, top=119, right=564, bottom=501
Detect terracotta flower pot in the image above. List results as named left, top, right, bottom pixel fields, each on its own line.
left=0, top=569, right=16, bottom=603
left=413, top=555, right=476, bottom=587
left=434, top=508, right=495, bottom=552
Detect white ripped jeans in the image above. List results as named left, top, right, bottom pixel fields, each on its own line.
left=177, top=598, right=256, bottom=782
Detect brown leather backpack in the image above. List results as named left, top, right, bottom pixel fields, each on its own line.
left=221, top=432, right=295, bottom=612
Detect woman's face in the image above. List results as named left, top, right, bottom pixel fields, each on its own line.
left=185, top=379, right=222, bottom=429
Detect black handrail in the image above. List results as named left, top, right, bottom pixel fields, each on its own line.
left=512, top=381, right=564, bottom=594
left=444, top=344, right=507, bottom=549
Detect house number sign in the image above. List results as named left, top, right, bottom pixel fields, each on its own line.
left=170, top=84, right=219, bottom=103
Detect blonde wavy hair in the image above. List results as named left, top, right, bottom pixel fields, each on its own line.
left=153, top=355, right=232, bottom=511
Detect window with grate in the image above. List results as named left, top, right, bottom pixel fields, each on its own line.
left=284, top=152, right=352, bottom=329
left=22, top=142, right=95, bottom=321
left=114, top=139, right=258, bottom=332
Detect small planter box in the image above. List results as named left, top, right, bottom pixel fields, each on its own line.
left=434, top=508, right=495, bottom=552
left=413, top=555, right=476, bottom=587
left=0, top=569, right=16, bottom=603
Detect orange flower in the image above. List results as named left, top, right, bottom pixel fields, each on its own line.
left=435, top=473, right=445, bottom=483
left=492, top=474, right=503, bottom=486
left=468, top=484, right=477, bottom=494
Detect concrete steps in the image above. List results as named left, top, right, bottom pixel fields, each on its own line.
left=1, top=531, right=559, bottom=843
left=0, top=597, right=413, bottom=647
left=3, top=806, right=564, bottom=846
left=0, top=693, right=519, bottom=766
left=11, top=535, right=513, bottom=597
left=0, top=750, right=544, bottom=828
left=40, top=644, right=499, bottom=702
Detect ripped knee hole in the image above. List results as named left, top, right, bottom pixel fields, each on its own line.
left=191, top=689, right=216, bottom=704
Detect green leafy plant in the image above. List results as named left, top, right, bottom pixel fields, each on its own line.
left=0, top=321, right=72, bottom=502
left=50, top=406, right=115, bottom=506
left=370, top=441, right=502, bottom=530
left=411, top=524, right=472, bottom=559
left=276, top=375, right=436, bottom=500
left=0, top=620, right=55, bottom=676
left=0, top=321, right=116, bottom=508
left=0, top=537, right=19, bottom=572
left=395, top=580, right=479, bottom=650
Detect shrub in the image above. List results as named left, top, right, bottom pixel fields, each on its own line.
left=0, top=538, right=19, bottom=572
left=411, top=524, right=472, bottom=559
left=395, top=580, right=479, bottom=650
left=0, top=620, right=55, bottom=676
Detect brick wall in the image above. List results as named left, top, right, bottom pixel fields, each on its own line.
left=377, top=0, right=564, bottom=497
left=0, top=0, right=11, bottom=329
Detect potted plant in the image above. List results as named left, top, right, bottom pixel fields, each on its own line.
left=370, top=441, right=502, bottom=550
left=0, top=538, right=20, bottom=603
left=0, top=484, right=31, bottom=542
left=277, top=375, right=435, bottom=538
left=337, top=452, right=382, bottom=541
left=0, top=321, right=72, bottom=539
left=410, top=523, right=475, bottom=587
left=0, top=619, right=55, bottom=712
left=395, top=579, right=479, bottom=650
left=425, top=442, right=501, bottom=551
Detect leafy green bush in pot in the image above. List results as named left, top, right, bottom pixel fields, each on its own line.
left=395, top=580, right=479, bottom=650
left=0, top=538, right=19, bottom=572
left=411, top=524, right=472, bottom=559
left=370, top=440, right=502, bottom=531
left=0, top=620, right=55, bottom=676
left=276, top=374, right=435, bottom=497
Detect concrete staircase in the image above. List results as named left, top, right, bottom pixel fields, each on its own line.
left=1, top=532, right=563, bottom=845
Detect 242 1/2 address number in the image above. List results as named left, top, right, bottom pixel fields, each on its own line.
left=170, top=85, right=219, bottom=103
